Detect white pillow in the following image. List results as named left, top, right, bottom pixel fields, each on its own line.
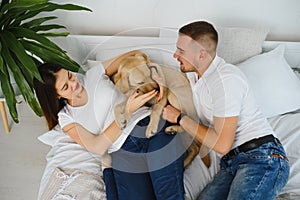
left=37, top=126, right=67, bottom=147
left=159, top=26, right=269, bottom=65
left=237, top=44, right=300, bottom=118
left=217, top=27, right=268, bottom=64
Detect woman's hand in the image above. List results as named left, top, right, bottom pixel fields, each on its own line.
left=125, top=89, right=158, bottom=118
left=163, top=105, right=181, bottom=123
left=101, top=152, right=112, bottom=171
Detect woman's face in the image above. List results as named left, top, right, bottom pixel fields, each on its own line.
left=55, top=68, right=83, bottom=100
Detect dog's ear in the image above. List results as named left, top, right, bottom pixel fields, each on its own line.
left=114, top=71, right=122, bottom=84
left=115, top=73, right=130, bottom=93
left=114, top=57, right=128, bottom=84
left=149, top=63, right=165, bottom=87
left=136, top=52, right=151, bottom=65
left=149, top=63, right=161, bottom=79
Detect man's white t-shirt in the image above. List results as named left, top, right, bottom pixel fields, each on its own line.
left=58, top=62, right=151, bottom=153
left=187, top=55, right=274, bottom=149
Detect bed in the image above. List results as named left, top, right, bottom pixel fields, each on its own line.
left=37, top=26, right=300, bottom=200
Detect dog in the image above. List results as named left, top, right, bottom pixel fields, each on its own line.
left=113, top=52, right=210, bottom=168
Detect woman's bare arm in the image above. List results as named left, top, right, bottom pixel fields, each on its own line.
left=63, top=121, right=122, bottom=155
left=102, top=50, right=142, bottom=76
left=62, top=90, right=158, bottom=155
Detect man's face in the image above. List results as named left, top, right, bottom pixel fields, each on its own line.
left=173, top=35, right=201, bottom=73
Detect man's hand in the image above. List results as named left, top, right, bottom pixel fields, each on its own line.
left=163, top=105, right=181, bottom=124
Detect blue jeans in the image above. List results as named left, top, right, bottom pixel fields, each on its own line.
left=197, top=137, right=290, bottom=200
left=110, top=116, right=185, bottom=200
left=103, top=168, right=118, bottom=200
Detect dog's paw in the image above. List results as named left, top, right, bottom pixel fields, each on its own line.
left=115, top=116, right=127, bottom=130
left=145, top=117, right=160, bottom=138
left=145, top=125, right=158, bottom=138
left=114, top=103, right=128, bottom=130
left=165, top=125, right=180, bottom=135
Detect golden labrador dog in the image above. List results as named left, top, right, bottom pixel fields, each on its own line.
left=113, top=52, right=210, bottom=168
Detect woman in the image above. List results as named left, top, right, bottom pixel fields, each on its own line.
left=33, top=50, right=186, bottom=200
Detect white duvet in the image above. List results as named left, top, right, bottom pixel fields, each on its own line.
left=268, top=110, right=300, bottom=196
left=37, top=110, right=300, bottom=199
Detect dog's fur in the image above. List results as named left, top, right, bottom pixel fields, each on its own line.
left=113, top=52, right=209, bottom=168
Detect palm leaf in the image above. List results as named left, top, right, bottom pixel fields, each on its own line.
left=0, top=55, right=3, bottom=74
left=24, top=39, right=78, bottom=66
left=14, top=2, right=92, bottom=24
left=39, top=32, right=69, bottom=37
left=1, top=44, right=42, bottom=117
left=4, top=2, right=91, bottom=28
left=0, top=2, right=39, bottom=26
left=0, top=1, right=32, bottom=13
left=14, top=0, right=48, bottom=4
left=0, top=43, right=4, bottom=73
left=1, top=30, right=42, bottom=83
left=21, top=16, right=57, bottom=29
left=31, top=24, right=66, bottom=32
left=0, top=0, right=9, bottom=10
left=0, top=69, right=19, bottom=123
left=10, top=27, right=67, bottom=53
left=21, top=40, right=80, bottom=72
left=47, top=2, right=92, bottom=12
left=0, top=0, right=91, bottom=123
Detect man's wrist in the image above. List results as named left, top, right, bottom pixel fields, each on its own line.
left=177, top=113, right=187, bottom=124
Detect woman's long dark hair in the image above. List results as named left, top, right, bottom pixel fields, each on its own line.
left=33, top=63, right=67, bottom=130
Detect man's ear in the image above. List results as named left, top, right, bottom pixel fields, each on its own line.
left=199, top=49, right=207, bottom=60
left=200, top=49, right=214, bottom=62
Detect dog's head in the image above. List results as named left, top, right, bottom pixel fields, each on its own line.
left=114, top=52, right=161, bottom=102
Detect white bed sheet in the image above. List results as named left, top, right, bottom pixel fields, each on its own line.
left=37, top=130, right=103, bottom=200
left=268, top=109, right=300, bottom=196
left=38, top=111, right=300, bottom=199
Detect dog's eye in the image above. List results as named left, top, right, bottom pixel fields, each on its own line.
left=138, top=81, right=145, bottom=85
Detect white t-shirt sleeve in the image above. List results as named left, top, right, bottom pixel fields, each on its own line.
left=84, top=61, right=106, bottom=82
left=58, top=107, right=75, bottom=129
left=211, top=74, right=248, bottom=117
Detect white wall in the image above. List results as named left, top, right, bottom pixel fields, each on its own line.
left=51, top=0, right=300, bottom=41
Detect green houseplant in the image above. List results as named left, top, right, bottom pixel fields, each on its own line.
left=0, top=0, right=91, bottom=123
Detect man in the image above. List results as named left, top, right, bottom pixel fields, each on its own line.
left=162, top=21, right=289, bottom=199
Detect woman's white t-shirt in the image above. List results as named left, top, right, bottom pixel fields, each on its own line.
left=58, top=62, right=151, bottom=153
